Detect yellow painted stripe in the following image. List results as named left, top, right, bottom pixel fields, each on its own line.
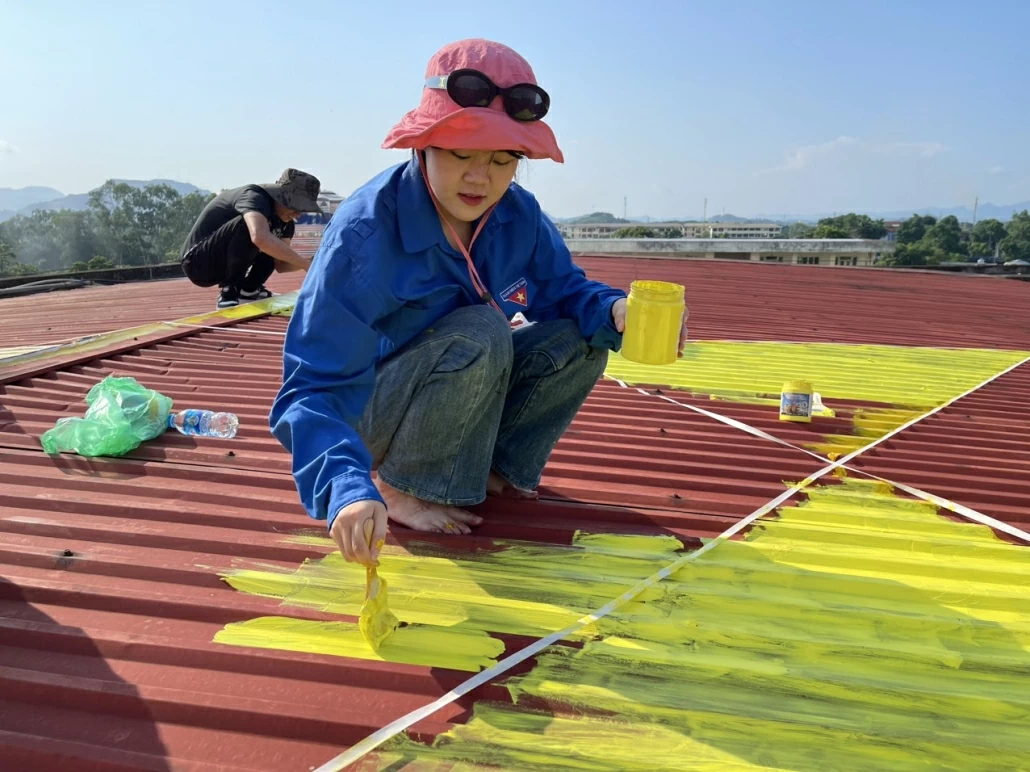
left=606, top=341, right=1028, bottom=407
left=360, top=480, right=1030, bottom=770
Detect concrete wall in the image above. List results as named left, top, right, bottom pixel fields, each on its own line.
left=565, top=238, right=891, bottom=267
left=558, top=222, right=785, bottom=239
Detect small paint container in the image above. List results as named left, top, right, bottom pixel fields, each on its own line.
left=780, top=380, right=814, bottom=422
left=621, top=280, right=687, bottom=366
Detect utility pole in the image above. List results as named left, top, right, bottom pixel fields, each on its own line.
left=623, top=196, right=627, bottom=220
left=973, top=196, right=978, bottom=226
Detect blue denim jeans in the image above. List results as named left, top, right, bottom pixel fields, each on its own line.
left=357, top=305, right=608, bottom=506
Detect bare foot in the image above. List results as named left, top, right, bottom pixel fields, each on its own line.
left=486, top=470, right=539, bottom=500
left=374, top=477, right=483, bottom=534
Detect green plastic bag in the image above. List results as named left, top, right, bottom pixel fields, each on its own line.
left=40, top=375, right=174, bottom=457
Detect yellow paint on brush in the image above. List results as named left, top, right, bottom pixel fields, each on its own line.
left=606, top=341, right=1027, bottom=407
left=365, top=480, right=1030, bottom=771
left=360, top=526, right=399, bottom=650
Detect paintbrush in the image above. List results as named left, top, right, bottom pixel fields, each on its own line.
left=359, top=519, right=399, bottom=651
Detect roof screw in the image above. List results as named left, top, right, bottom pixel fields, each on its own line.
left=62, top=549, right=74, bottom=557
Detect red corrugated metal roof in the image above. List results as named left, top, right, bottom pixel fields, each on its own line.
left=5, top=254, right=1030, bottom=353
left=575, top=256, right=1030, bottom=349
left=854, top=362, right=1030, bottom=531
left=2, top=257, right=1030, bottom=770
left=0, top=274, right=304, bottom=350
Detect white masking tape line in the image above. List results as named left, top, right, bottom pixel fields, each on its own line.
left=314, top=476, right=813, bottom=772
left=633, top=382, right=1030, bottom=544
left=606, top=354, right=1030, bottom=544
left=159, top=321, right=287, bottom=336
left=314, top=355, right=1030, bottom=770
left=884, top=478, right=1030, bottom=544
left=609, top=375, right=835, bottom=454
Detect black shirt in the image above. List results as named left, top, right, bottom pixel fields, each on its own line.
left=181, top=185, right=295, bottom=256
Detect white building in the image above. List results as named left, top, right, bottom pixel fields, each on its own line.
left=557, top=221, right=784, bottom=240
left=566, top=238, right=892, bottom=268
left=317, top=191, right=346, bottom=216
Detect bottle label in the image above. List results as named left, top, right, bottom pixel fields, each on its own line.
left=180, top=409, right=207, bottom=435
left=780, top=392, right=812, bottom=418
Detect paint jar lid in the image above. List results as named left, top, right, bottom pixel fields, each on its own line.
left=782, top=380, right=813, bottom=394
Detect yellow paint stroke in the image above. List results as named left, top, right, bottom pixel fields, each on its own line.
left=0, top=345, right=47, bottom=359
left=358, top=703, right=767, bottom=772
left=216, top=533, right=684, bottom=668
left=368, top=480, right=1030, bottom=771
left=214, top=617, right=502, bottom=672
left=805, top=405, right=922, bottom=457
left=606, top=341, right=1027, bottom=408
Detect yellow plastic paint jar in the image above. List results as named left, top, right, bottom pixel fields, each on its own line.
left=621, top=281, right=686, bottom=366
left=780, top=380, right=814, bottom=423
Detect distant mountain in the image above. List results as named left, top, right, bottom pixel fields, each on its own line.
left=564, top=212, right=631, bottom=224
left=1, top=179, right=211, bottom=222
left=13, top=193, right=91, bottom=217
left=0, top=186, right=64, bottom=212
left=110, top=179, right=207, bottom=197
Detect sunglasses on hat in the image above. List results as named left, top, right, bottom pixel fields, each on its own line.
left=425, top=69, right=550, bottom=122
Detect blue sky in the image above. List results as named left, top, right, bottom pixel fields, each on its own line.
left=2, top=0, right=1028, bottom=218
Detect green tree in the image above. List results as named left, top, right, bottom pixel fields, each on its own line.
left=971, top=218, right=1007, bottom=254
left=924, top=215, right=965, bottom=256
left=52, top=211, right=102, bottom=268
left=783, top=222, right=816, bottom=238
left=813, top=224, right=850, bottom=239
left=71, top=260, right=90, bottom=272
left=883, top=242, right=929, bottom=267
left=816, top=213, right=888, bottom=239
left=0, top=210, right=62, bottom=270
left=88, top=255, right=115, bottom=270
left=896, top=214, right=936, bottom=245
left=87, top=181, right=210, bottom=266
left=1000, top=210, right=1030, bottom=262
left=614, top=226, right=658, bottom=238
left=0, top=240, right=30, bottom=275
left=0, top=182, right=208, bottom=273
left=163, top=191, right=212, bottom=260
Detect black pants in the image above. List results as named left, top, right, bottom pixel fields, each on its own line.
left=180, top=216, right=275, bottom=291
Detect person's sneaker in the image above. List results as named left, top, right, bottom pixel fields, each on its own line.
left=239, top=286, right=274, bottom=302
left=216, top=287, right=240, bottom=309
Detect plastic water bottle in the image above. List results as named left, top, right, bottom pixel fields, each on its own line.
left=168, top=409, right=239, bottom=439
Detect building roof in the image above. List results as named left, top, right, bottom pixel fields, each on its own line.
left=574, top=238, right=893, bottom=254
left=2, top=257, right=1030, bottom=770
left=0, top=273, right=304, bottom=354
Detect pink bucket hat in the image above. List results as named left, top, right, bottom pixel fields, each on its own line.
left=382, top=39, right=565, bottom=163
